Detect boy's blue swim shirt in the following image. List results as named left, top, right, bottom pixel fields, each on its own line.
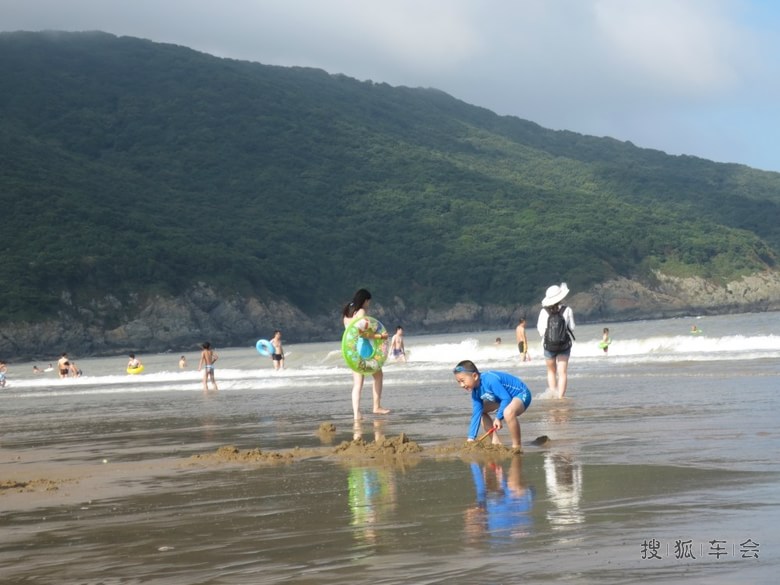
left=469, top=371, right=531, bottom=439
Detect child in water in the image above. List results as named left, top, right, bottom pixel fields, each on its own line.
left=453, top=359, right=532, bottom=452
left=198, top=342, right=219, bottom=391
left=601, top=328, right=611, bottom=354
left=390, top=325, right=407, bottom=363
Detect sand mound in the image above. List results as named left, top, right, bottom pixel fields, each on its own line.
left=185, top=434, right=548, bottom=467
left=333, top=433, right=422, bottom=459
left=0, top=478, right=66, bottom=494
left=317, top=422, right=337, bottom=433
left=188, top=445, right=298, bottom=465
left=429, top=435, right=551, bottom=458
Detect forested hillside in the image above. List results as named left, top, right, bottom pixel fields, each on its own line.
left=1, top=30, right=779, bottom=330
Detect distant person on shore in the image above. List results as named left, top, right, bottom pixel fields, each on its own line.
left=537, top=283, right=575, bottom=399
left=179, top=355, right=187, bottom=369
left=127, top=353, right=142, bottom=370
left=198, top=342, right=219, bottom=391
left=58, top=353, right=75, bottom=378
left=515, top=317, right=530, bottom=362
left=342, top=288, right=390, bottom=420
left=0, top=361, right=7, bottom=387
left=271, top=329, right=285, bottom=370
left=452, top=359, right=532, bottom=452
left=601, top=328, right=611, bottom=354
left=390, top=325, right=407, bottom=363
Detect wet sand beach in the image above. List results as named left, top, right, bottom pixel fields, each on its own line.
left=2, top=313, right=779, bottom=584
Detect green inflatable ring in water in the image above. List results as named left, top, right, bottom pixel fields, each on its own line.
left=341, top=315, right=389, bottom=375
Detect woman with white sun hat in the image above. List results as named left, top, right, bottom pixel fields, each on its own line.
left=537, top=283, right=576, bottom=398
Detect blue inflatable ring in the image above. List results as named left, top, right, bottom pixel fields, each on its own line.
left=256, top=339, right=274, bottom=356
left=341, top=316, right=389, bottom=375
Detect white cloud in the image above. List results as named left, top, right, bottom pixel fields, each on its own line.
left=0, top=0, right=778, bottom=170
left=593, top=0, right=749, bottom=96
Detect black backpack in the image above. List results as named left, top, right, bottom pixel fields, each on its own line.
left=544, top=305, right=574, bottom=352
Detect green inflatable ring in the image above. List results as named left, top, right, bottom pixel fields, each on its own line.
left=341, top=315, right=389, bottom=374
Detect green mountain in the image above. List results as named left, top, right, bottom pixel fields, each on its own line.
left=1, top=31, right=779, bottom=337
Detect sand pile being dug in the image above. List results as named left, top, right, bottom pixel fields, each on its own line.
left=430, top=435, right=551, bottom=457
left=186, top=432, right=549, bottom=467
left=333, top=433, right=423, bottom=459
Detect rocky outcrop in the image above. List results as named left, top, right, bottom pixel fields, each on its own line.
left=572, top=271, right=780, bottom=321
left=2, top=271, right=780, bottom=361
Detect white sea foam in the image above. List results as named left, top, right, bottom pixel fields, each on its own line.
left=4, top=312, right=779, bottom=398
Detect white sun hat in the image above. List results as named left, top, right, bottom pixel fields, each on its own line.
left=542, top=283, right=570, bottom=307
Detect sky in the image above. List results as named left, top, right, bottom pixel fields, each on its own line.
left=2, top=0, right=779, bottom=172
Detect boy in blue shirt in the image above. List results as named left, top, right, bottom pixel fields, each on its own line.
left=453, top=360, right=532, bottom=451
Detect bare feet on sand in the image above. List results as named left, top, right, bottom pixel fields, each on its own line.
left=373, top=407, right=391, bottom=415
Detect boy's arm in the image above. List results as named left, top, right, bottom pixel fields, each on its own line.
left=467, top=394, right=483, bottom=440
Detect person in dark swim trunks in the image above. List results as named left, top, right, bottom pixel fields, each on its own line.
left=271, top=329, right=285, bottom=370
left=390, top=326, right=407, bottom=363
left=58, top=353, right=74, bottom=378
left=515, top=317, right=530, bottom=362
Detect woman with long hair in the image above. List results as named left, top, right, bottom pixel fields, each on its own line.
left=342, top=288, right=390, bottom=420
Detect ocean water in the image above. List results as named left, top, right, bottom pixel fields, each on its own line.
left=1, top=311, right=779, bottom=584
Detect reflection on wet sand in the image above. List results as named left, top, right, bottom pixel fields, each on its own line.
left=346, top=464, right=399, bottom=545
left=544, top=452, right=584, bottom=529
left=541, top=404, right=572, bottom=426
left=352, top=419, right=386, bottom=442
left=464, top=456, right=534, bottom=545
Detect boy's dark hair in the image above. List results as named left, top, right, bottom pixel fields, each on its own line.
left=453, top=359, right=479, bottom=374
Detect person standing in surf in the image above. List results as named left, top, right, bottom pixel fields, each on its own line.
left=58, top=352, right=75, bottom=378
left=537, top=283, right=575, bottom=399
left=270, top=329, right=285, bottom=370
left=601, top=328, right=611, bottom=354
left=390, top=325, right=407, bottom=363
left=198, top=342, right=219, bottom=391
left=342, top=288, right=390, bottom=420
left=515, top=317, right=530, bottom=362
